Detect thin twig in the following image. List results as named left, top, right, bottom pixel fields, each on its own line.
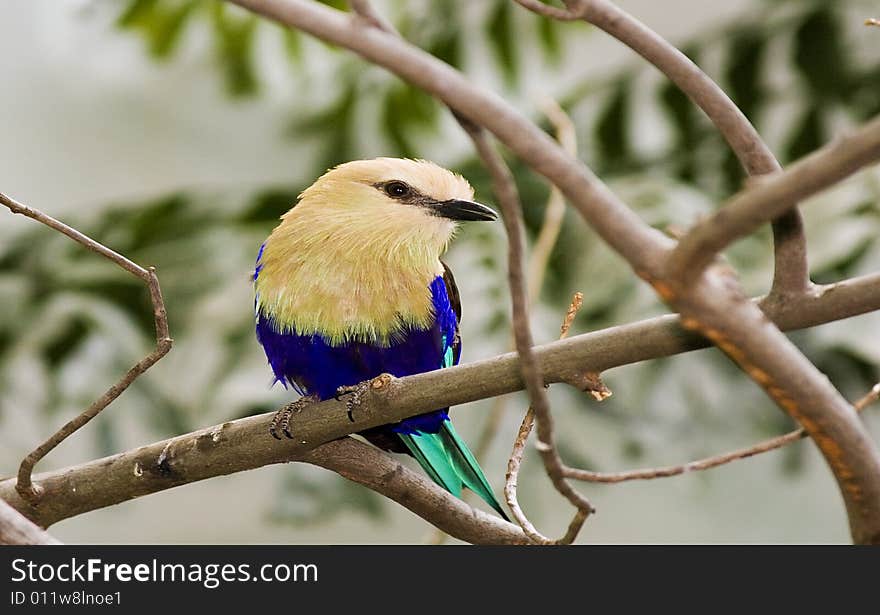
left=464, top=124, right=595, bottom=540
left=471, top=98, right=576, bottom=477
left=0, top=192, right=172, bottom=502
left=566, top=383, right=880, bottom=483
left=505, top=292, right=585, bottom=544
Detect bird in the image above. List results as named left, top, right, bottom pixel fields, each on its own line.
left=253, top=157, right=508, bottom=520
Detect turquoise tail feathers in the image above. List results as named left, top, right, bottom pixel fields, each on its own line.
left=398, top=421, right=509, bottom=521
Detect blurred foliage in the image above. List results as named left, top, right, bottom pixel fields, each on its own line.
left=2, top=0, right=880, bottom=529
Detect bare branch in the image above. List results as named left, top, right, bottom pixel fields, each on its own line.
left=567, top=384, right=880, bottom=483
left=0, top=419, right=526, bottom=543
left=304, top=439, right=527, bottom=544
left=505, top=292, right=587, bottom=544
left=462, top=125, right=595, bottom=536
left=0, top=192, right=173, bottom=502
left=529, top=0, right=810, bottom=294
left=0, top=274, right=877, bottom=534
left=666, top=115, right=880, bottom=287
left=0, top=498, right=61, bottom=545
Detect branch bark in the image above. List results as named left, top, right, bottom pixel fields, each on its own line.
left=543, top=0, right=811, bottom=294
left=0, top=426, right=526, bottom=544
left=1, top=272, right=877, bottom=531
left=0, top=498, right=61, bottom=545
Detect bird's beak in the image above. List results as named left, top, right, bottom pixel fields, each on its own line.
left=431, top=199, right=498, bottom=222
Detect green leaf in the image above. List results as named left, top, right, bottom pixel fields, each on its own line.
left=43, top=317, right=90, bottom=369
left=116, top=0, right=160, bottom=28
left=595, top=80, right=632, bottom=172
left=792, top=7, right=849, bottom=102
left=486, top=0, right=518, bottom=86
left=116, top=0, right=198, bottom=61
left=211, top=3, right=260, bottom=97
left=783, top=106, right=825, bottom=163
left=724, top=28, right=767, bottom=121
left=537, top=15, right=562, bottom=63
left=381, top=83, right=440, bottom=157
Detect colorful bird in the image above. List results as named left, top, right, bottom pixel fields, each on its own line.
left=253, top=158, right=508, bottom=520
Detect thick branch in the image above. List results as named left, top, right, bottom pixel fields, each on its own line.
left=2, top=272, right=878, bottom=528
left=0, top=424, right=525, bottom=544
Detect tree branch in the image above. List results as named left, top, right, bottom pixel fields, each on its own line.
left=2, top=272, right=877, bottom=532
left=0, top=498, right=61, bottom=545
left=0, top=192, right=173, bottom=502
left=505, top=292, right=587, bottom=544
left=566, top=384, right=880, bottom=483
left=532, top=0, right=812, bottom=295
left=0, top=424, right=526, bottom=544
left=463, top=124, right=594, bottom=539
left=666, top=115, right=880, bottom=286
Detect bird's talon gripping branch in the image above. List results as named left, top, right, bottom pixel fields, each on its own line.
left=334, top=380, right=370, bottom=422
left=335, top=373, right=395, bottom=422
left=269, top=394, right=319, bottom=440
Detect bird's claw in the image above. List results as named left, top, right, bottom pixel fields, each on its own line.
left=269, top=394, right=319, bottom=440
left=335, top=373, right=394, bottom=422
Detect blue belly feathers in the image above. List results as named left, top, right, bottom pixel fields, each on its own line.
left=255, top=276, right=456, bottom=435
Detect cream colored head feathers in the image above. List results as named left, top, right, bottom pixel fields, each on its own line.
left=255, top=158, right=483, bottom=346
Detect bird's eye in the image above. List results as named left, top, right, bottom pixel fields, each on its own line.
left=384, top=181, right=411, bottom=198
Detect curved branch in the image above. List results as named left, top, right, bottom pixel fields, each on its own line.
left=544, top=0, right=811, bottom=294
left=0, top=192, right=173, bottom=502
left=667, top=115, right=880, bottom=286
left=505, top=292, right=587, bottom=544
left=464, top=125, right=594, bottom=538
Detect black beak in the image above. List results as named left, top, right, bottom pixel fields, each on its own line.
left=432, top=199, right=498, bottom=222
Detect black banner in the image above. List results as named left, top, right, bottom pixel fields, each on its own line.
left=0, top=545, right=872, bottom=611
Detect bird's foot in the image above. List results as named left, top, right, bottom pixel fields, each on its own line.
left=269, top=394, right=320, bottom=440
left=335, top=373, right=395, bottom=422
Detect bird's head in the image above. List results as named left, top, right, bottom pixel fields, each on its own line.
left=257, top=159, right=496, bottom=341
left=281, top=157, right=497, bottom=259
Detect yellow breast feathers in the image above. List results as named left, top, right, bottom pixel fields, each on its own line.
left=254, top=158, right=475, bottom=346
